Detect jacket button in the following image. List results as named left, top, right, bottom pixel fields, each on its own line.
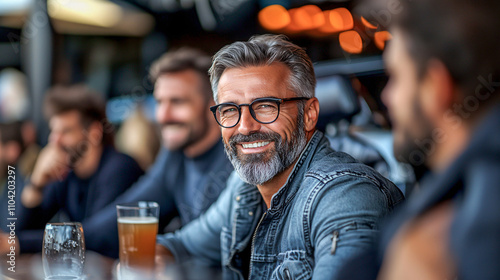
left=248, top=211, right=253, bottom=216
left=236, top=196, right=241, bottom=201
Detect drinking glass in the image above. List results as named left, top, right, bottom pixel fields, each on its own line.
left=116, top=201, right=159, bottom=279
left=42, top=222, right=86, bottom=279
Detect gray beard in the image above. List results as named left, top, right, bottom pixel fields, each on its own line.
left=224, top=116, right=307, bottom=186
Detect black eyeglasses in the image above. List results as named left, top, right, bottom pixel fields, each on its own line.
left=210, top=97, right=310, bottom=128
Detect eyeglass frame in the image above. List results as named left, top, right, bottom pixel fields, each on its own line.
left=209, top=97, right=310, bottom=128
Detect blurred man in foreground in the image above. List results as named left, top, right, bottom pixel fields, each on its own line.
left=6, top=85, right=144, bottom=253
left=82, top=48, right=234, bottom=258
left=156, top=35, right=404, bottom=279
left=339, top=0, right=500, bottom=279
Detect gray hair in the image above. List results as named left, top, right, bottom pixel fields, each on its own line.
left=209, top=34, right=316, bottom=102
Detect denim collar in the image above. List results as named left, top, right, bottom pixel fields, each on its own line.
left=266, top=130, right=323, bottom=214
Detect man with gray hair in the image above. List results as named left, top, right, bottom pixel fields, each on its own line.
left=156, top=34, right=404, bottom=279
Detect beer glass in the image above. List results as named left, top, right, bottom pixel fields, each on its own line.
left=116, top=201, right=159, bottom=279
left=42, top=222, right=86, bottom=279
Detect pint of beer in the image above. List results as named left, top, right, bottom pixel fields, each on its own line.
left=117, top=202, right=159, bottom=279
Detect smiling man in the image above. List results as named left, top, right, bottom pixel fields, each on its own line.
left=156, top=35, right=404, bottom=279
left=79, top=48, right=234, bottom=259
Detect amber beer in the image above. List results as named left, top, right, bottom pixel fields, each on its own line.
left=117, top=202, right=159, bottom=279
left=118, top=217, right=158, bottom=270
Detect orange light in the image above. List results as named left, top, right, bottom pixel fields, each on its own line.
left=282, top=9, right=302, bottom=33
left=374, top=31, right=392, bottom=50
left=329, top=8, right=353, bottom=31
left=317, top=10, right=339, bottom=34
left=303, top=5, right=325, bottom=29
left=258, top=5, right=291, bottom=31
left=361, top=16, right=378, bottom=29
left=339, top=30, right=363, bottom=54
left=289, top=5, right=324, bottom=31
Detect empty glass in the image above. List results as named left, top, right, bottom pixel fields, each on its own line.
left=42, top=222, right=86, bottom=279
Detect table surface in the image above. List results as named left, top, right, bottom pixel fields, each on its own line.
left=1, top=251, right=116, bottom=280
left=1, top=251, right=223, bottom=280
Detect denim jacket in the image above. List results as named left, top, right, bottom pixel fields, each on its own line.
left=158, top=131, right=404, bottom=279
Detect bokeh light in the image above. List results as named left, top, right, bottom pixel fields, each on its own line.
left=374, top=31, right=392, bottom=50
left=289, top=5, right=324, bottom=31
left=339, top=30, right=363, bottom=54
left=361, top=16, right=378, bottom=30
left=329, top=8, right=353, bottom=31
left=258, top=5, right=291, bottom=31
left=317, top=10, right=339, bottom=34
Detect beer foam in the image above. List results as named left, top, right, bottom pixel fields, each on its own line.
left=118, top=217, right=158, bottom=224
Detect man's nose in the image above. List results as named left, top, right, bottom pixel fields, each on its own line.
left=156, top=103, right=173, bottom=124
left=49, top=131, right=62, bottom=146
left=237, top=106, right=261, bottom=135
left=381, top=85, right=392, bottom=109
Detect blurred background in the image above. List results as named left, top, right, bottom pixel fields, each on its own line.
left=0, top=0, right=415, bottom=193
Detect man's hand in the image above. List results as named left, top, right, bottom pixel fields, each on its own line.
left=155, top=244, right=175, bottom=276
left=379, top=202, right=457, bottom=280
left=21, top=145, right=70, bottom=208
left=30, top=144, right=70, bottom=188
left=114, top=245, right=175, bottom=279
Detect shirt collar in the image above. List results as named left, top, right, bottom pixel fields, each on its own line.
left=267, top=130, right=323, bottom=213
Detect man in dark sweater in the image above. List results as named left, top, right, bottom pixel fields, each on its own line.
left=80, top=48, right=234, bottom=258
left=339, top=0, right=500, bottom=279
left=0, top=85, right=144, bottom=253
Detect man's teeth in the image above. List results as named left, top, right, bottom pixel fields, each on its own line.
left=242, top=141, right=270, bottom=149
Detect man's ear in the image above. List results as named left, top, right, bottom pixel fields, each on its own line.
left=304, top=97, right=320, bottom=132
left=420, top=60, right=456, bottom=120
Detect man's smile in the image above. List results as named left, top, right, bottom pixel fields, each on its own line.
left=238, top=141, right=272, bottom=154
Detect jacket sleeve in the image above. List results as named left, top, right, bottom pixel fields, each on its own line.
left=156, top=172, right=237, bottom=266
left=308, top=174, right=391, bottom=280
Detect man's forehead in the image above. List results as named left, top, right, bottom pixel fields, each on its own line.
left=219, top=63, right=290, bottom=78
left=217, top=64, right=290, bottom=101
left=154, top=71, right=201, bottom=97
left=384, top=38, right=398, bottom=67
left=156, top=70, right=201, bottom=86
left=50, top=111, right=82, bottom=127
left=385, top=29, right=412, bottom=64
